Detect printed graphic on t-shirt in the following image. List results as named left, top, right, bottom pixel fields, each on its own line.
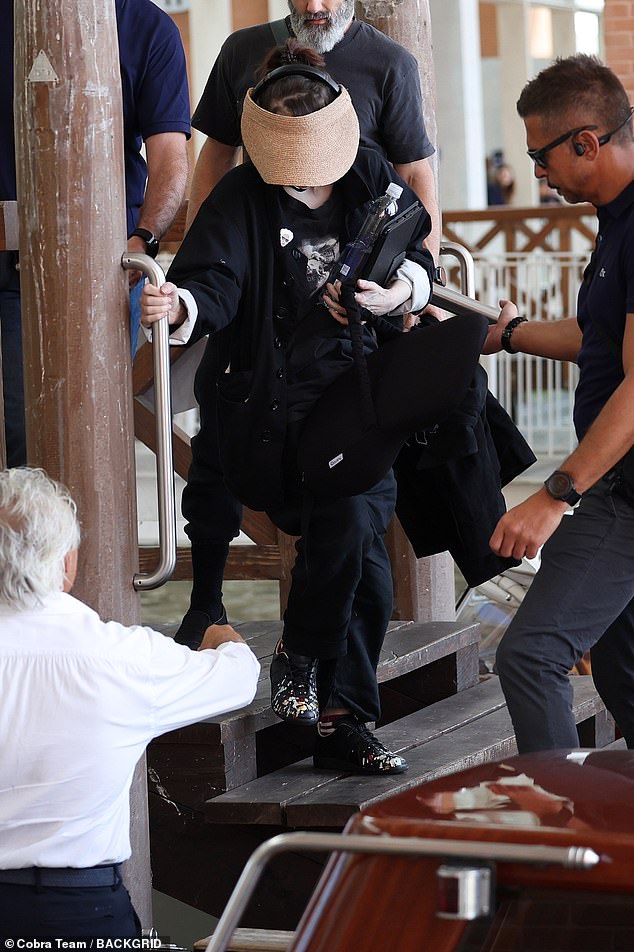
left=298, top=235, right=340, bottom=292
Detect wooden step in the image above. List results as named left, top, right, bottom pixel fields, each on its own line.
left=204, top=675, right=612, bottom=829
left=603, top=736, right=627, bottom=750
left=155, top=619, right=480, bottom=744
left=194, top=929, right=294, bottom=951
left=148, top=619, right=480, bottom=807
left=194, top=929, right=295, bottom=952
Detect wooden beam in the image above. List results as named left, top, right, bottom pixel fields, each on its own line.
left=14, top=0, right=150, bottom=923
left=138, top=544, right=282, bottom=581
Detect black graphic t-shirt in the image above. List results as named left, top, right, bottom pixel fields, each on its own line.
left=279, top=189, right=344, bottom=313
left=279, top=188, right=376, bottom=424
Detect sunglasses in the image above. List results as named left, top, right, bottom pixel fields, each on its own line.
left=527, top=106, right=634, bottom=169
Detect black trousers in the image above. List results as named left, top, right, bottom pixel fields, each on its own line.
left=0, top=882, right=141, bottom=938
left=181, top=341, right=242, bottom=546
left=269, top=471, right=397, bottom=723
left=496, top=479, right=634, bottom=752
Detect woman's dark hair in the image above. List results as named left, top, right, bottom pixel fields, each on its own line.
left=517, top=54, right=632, bottom=141
left=254, top=39, right=336, bottom=116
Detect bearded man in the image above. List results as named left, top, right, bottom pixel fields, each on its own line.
left=185, top=0, right=438, bottom=242
left=174, top=0, right=441, bottom=651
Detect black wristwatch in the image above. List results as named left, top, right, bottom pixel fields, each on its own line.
left=130, top=227, right=160, bottom=258
left=544, top=470, right=581, bottom=505
left=501, top=315, right=527, bottom=354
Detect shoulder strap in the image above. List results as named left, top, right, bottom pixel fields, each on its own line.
left=339, top=283, right=378, bottom=429
left=269, top=18, right=292, bottom=46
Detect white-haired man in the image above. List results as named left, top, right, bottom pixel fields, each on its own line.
left=0, top=468, right=259, bottom=938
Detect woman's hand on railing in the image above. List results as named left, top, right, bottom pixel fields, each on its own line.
left=140, top=280, right=185, bottom=329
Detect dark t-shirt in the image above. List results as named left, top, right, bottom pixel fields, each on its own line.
left=574, top=180, right=634, bottom=439
left=279, top=186, right=387, bottom=423
left=116, top=0, right=191, bottom=234
left=279, top=188, right=344, bottom=308
left=1, top=0, right=191, bottom=234
left=192, top=18, right=433, bottom=166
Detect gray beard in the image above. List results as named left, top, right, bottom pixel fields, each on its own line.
left=287, top=0, right=354, bottom=53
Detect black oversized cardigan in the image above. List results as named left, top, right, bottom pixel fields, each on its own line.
left=167, top=148, right=433, bottom=510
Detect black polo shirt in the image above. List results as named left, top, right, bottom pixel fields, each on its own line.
left=574, top=179, right=634, bottom=439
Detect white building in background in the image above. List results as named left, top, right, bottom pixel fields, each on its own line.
left=431, top=0, right=604, bottom=209
left=152, top=0, right=604, bottom=211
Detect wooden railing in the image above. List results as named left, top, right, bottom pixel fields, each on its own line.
left=442, top=202, right=596, bottom=256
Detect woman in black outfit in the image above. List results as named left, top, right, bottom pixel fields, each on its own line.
left=141, top=41, right=436, bottom=774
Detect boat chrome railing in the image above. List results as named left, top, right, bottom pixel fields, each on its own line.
left=204, top=830, right=600, bottom=952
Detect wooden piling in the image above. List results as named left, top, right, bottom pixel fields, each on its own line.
left=13, top=0, right=151, bottom=924
left=356, top=0, right=454, bottom=620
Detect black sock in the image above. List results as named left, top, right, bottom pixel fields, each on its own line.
left=188, top=540, right=230, bottom=618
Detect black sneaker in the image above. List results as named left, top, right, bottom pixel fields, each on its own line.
left=313, top=715, right=408, bottom=774
left=270, top=639, right=319, bottom=725
left=174, top=608, right=228, bottom=651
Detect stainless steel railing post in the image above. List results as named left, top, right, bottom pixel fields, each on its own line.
left=439, top=241, right=477, bottom=298
left=122, top=252, right=177, bottom=590
left=435, top=241, right=499, bottom=396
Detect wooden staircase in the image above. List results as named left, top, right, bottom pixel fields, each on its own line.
left=203, top=674, right=610, bottom=830
left=147, top=618, right=614, bottom=930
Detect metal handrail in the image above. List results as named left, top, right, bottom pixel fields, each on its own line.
left=431, top=283, right=500, bottom=323
left=436, top=241, right=500, bottom=396
left=204, top=830, right=600, bottom=952
left=433, top=241, right=498, bottom=323
left=440, top=241, right=477, bottom=298
left=121, top=252, right=177, bottom=590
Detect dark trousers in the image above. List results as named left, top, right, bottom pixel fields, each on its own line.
left=496, top=478, right=634, bottom=752
left=182, top=348, right=396, bottom=722
left=270, top=472, right=397, bottom=723
left=0, top=882, right=141, bottom=938
left=181, top=343, right=242, bottom=546
left=0, top=251, right=26, bottom=467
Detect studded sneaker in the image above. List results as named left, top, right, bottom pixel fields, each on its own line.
left=313, top=715, right=408, bottom=774
left=270, top=639, right=319, bottom=725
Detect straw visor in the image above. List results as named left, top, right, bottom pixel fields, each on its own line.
left=241, top=85, right=360, bottom=186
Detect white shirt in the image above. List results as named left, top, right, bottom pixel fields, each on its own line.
left=0, top=592, right=260, bottom=869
